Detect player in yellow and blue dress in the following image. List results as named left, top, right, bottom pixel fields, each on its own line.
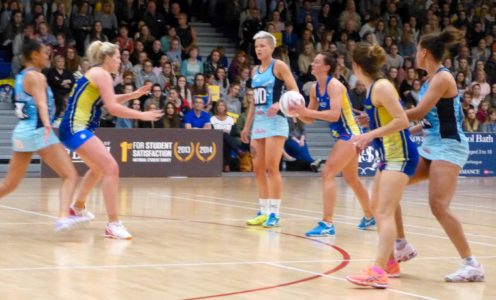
left=291, top=52, right=374, bottom=237
left=58, top=41, right=162, bottom=239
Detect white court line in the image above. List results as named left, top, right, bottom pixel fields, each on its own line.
left=0, top=205, right=57, bottom=219
left=175, top=192, right=496, bottom=241
left=266, top=262, right=439, bottom=300
left=0, top=256, right=494, bottom=272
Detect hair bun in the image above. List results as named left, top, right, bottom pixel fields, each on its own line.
left=370, top=44, right=387, bottom=65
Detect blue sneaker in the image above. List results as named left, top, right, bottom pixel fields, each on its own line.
left=305, top=221, right=335, bottom=236
left=357, top=217, right=376, bottom=230
left=262, top=213, right=280, bottom=228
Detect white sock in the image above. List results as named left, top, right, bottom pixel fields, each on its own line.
left=395, top=238, right=407, bottom=249
left=259, top=199, right=270, bottom=215
left=322, top=220, right=333, bottom=227
left=269, top=199, right=281, bottom=216
left=463, top=256, right=479, bottom=267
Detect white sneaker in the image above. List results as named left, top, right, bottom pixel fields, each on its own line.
left=445, top=263, right=485, bottom=282
left=69, top=204, right=95, bottom=220
left=395, top=242, right=417, bottom=262
left=54, top=216, right=91, bottom=232
left=105, top=221, right=132, bottom=240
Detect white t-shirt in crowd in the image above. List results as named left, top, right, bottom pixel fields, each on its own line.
left=210, top=115, right=235, bottom=133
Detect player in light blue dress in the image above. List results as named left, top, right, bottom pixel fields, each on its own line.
left=241, top=31, right=300, bottom=228
left=0, top=40, right=89, bottom=231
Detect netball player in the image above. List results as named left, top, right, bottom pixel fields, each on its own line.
left=0, top=40, right=89, bottom=231
left=345, top=43, right=419, bottom=288
left=241, top=31, right=299, bottom=228
left=290, top=52, right=374, bottom=236
left=59, top=41, right=163, bottom=239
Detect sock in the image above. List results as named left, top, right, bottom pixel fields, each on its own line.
left=259, top=199, right=270, bottom=215
left=269, top=199, right=281, bottom=216
left=395, top=238, right=407, bottom=249
left=322, top=220, right=333, bottom=227
left=463, top=256, right=479, bottom=267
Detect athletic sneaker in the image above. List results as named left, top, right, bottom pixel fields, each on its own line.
left=357, top=217, right=376, bottom=230
left=385, top=259, right=400, bottom=278
left=69, top=204, right=95, bottom=220
left=305, top=221, right=335, bottom=237
left=246, top=212, right=268, bottom=226
left=54, top=216, right=91, bottom=232
left=262, top=213, right=280, bottom=228
left=395, top=242, right=417, bottom=262
left=445, top=263, right=484, bottom=282
left=346, top=266, right=389, bottom=289
left=104, top=221, right=132, bottom=240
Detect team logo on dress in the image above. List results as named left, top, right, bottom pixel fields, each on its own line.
left=173, top=142, right=195, bottom=162
left=195, top=142, right=217, bottom=163
left=80, top=133, right=87, bottom=139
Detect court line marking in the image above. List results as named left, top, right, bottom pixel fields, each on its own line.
left=0, top=205, right=57, bottom=219
left=172, top=192, right=496, bottom=244
left=267, top=263, right=439, bottom=300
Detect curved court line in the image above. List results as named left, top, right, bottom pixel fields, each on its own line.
left=183, top=221, right=350, bottom=300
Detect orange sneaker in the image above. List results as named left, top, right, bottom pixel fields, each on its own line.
left=346, top=266, right=389, bottom=289
left=385, top=259, right=400, bottom=278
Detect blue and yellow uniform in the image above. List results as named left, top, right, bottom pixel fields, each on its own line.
left=316, top=76, right=361, bottom=140
left=59, top=76, right=103, bottom=150
left=12, top=68, right=59, bottom=152
left=418, top=67, right=468, bottom=168
left=364, top=79, right=418, bottom=176
left=251, top=59, right=289, bottom=140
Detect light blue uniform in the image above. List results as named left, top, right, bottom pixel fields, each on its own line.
left=12, top=68, right=59, bottom=152
left=418, top=67, right=469, bottom=168
left=251, top=60, right=289, bottom=140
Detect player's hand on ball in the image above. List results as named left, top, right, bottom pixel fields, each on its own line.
left=350, top=133, right=372, bottom=151
left=267, top=102, right=280, bottom=117
left=288, top=102, right=305, bottom=117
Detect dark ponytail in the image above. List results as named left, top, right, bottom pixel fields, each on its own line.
left=420, top=26, right=463, bottom=62
left=320, top=51, right=338, bottom=75
left=21, top=39, right=43, bottom=62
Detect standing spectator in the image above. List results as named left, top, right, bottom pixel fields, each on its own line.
left=210, top=100, right=239, bottom=172
left=117, top=0, right=139, bottom=36
left=463, top=108, right=480, bottom=132
left=143, top=0, right=166, bottom=39
left=176, top=13, right=197, bottom=51
left=84, top=21, right=108, bottom=49
left=71, top=1, right=93, bottom=55
left=46, top=54, right=75, bottom=117
left=135, top=59, right=159, bottom=87
left=180, top=46, right=204, bottom=84
left=162, top=101, right=182, bottom=128
left=184, top=97, right=212, bottom=129
left=481, top=110, right=496, bottom=133
left=241, top=8, right=264, bottom=56
left=94, top=1, right=118, bottom=41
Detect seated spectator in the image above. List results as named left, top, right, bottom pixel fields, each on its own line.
left=180, top=46, right=203, bottom=84
left=284, top=118, right=322, bottom=172
left=463, top=108, right=481, bottom=132
left=119, top=49, right=133, bottom=73
left=399, top=67, right=417, bottom=100
left=204, top=48, right=223, bottom=75
left=38, top=21, right=57, bottom=46
left=130, top=41, right=146, bottom=65
left=65, top=46, right=81, bottom=74
left=160, top=26, right=180, bottom=54
left=116, top=99, right=141, bottom=128
left=476, top=100, right=490, bottom=124
left=191, top=73, right=212, bottom=112
left=53, top=33, right=67, bottom=57
left=94, top=1, right=118, bottom=40
left=298, top=43, right=316, bottom=82
left=210, top=101, right=239, bottom=172
left=135, top=24, right=155, bottom=52
left=115, top=71, right=136, bottom=94
left=471, top=39, right=491, bottom=63
left=223, top=82, right=242, bottom=116
left=176, top=13, right=197, bottom=51
left=455, top=57, right=472, bottom=84
left=481, top=110, right=496, bottom=133
left=386, top=44, right=404, bottom=69
left=470, top=83, right=484, bottom=110
left=212, top=67, right=230, bottom=99
left=485, top=83, right=496, bottom=109
left=145, top=84, right=167, bottom=109
left=162, top=102, right=182, bottom=128
left=349, top=80, right=366, bottom=111
left=167, top=87, right=190, bottom=118
left=46, top=54, right=75, bottom=117
left=471, top=70, right=491, bottom=100
left=228, top=51, right=250, bottom=83
left=386, top=66, right=401, bottom=92
left=404, top=79, right=421, bottom=108
left=184, top=97, right=212, bottom=129
left=148, top=40, right=166, bottom=67
left=139, top=102, right=163, bottom=128
left=237, top=66, right=251, bottom=99
left=166, top=37, right=183, bottom=72
left=116, top=25, right=134, bottom=53
left=157, top=61, right=176, bottom=90
left=177, top=75, right=193, bottom=105
left=135, top=59, right=159, bottom=87
left=455, top=71, right=468, bottom=97
left=84, top=21, right=109, bottom=49
left=461, top=90, right=475, bottom=117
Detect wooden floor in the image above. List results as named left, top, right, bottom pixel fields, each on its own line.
left=0, top=175, right=494, bottom=300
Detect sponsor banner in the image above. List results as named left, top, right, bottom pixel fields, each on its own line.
left=358, top=133, right=496, bottom=177
left=42, top=129, right=223, bottom=177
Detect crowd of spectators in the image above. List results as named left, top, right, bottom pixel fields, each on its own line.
left=1, top=0, right=496, bottom=171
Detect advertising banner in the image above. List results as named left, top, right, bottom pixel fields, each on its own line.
left=358, top=133, right=496, bottom=177
left=41, top=129, right=223, bottom=177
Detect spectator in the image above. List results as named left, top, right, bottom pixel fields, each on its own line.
left=184, top=97, right=212, bottom=129
left=374, top=19, right=386, bottom=46
left=135, top=24, right=155, bottom=52
left=455, top=71, right=468, bottom=97
left=176, top=13, right=197, bottom=51
left=385, top=15, right=402, bottom=43
left=115, top=98, right=141, bottom=128
left=139, top=102, right=163, bottom=128
left=166, top=37, right=183, bottom=71
left=2, top=10, right=23, bottom=47
left=210, top=100, right=239, bottom=172
left=228, top=51, right=250, bottom=83
left=177, top=75, right=193, bottom=105
left=338, top=0, right=361, bottom=30
left=162, top=101, right=182, bottom=128
left=212, top=67, right=230, bottom=99
left=485, top=83, right=496, bottom=109
left=485, top=51, right=496, bottom=85
left=272, top=0, right=290, bottom=22
left=73, top=58, right=91, bottom=81
left=84, top=21, right=108, bottom=49
left=463, top=108, right=481, bottom=132
left=191, top=73, right=212, bottom=111
left=471, top=36, right=491, bottom=63
left=476, top=100, right=490, bottom=124
left=38, top=21, right=57, bottom=46
left=119, top=49, right=133, bottom=74
left=461, top=90, right=475, bottom=117
left=65, top=46, right=81, bottom=74
left=298, top=43, right=316, bottom=82
left=223, top=82, right=242, bottom=116
left=71, top=1, right=93, bottom=55
left=116, top=0, right=139, bottom=35
left=145, top=84, right=167, bottom=109
left=282, top=22, right=298, bottom=63
left=237, top=66, right=251, bottom=99
left=160, top=26, right=180, bottom=55
left=167, top=87, right=190, bottom=118
left=148, top=40, right=166, bottom=67
left=398, top=23, right=416, bottom=57
left=130, top=40, right=146, bottom=64
left=386, top=66, right=401, bottom=92
left=94, top=1, right=118, bottom=40
left=386, top=44, right=404, bottom=69
left=471, top=70, right=491, bottom=101
left=53, top=33, right=67, bottom=57
left=116, top=25, right=134, bottom=53
left=456, top=57, right=472, bottom=84
left=316, top=30, right=334, bottom=53
left=284, top=118, right=321, bottom=172
left=157, top=61, right=176, bottom=91
left=115, top=70, right=136, bottom=94
left=404, top=79, right=421, bottom=108
left=349, top=80, right=366, bottom=111
left=481, top=110, right=496, bottom=133
left=0, top=1, right=20, bottom=34
left=135, top=59, right=159, bottom=88
left=270, top=10, right=285, bottom=33
left=165, top=2, right=181, bottom=29
left=132, top=51, right=148, bottom=75
left=143, top=0, right=166, bottom=39
left=399, top=67, right=417, bottom=100
left=204, top=49, right=223, bottom=76
left=241, top=8, right=264, bottom=56
left=180, top=46, right=204, bottom=84
left=46, top=54, right=75, bottom=117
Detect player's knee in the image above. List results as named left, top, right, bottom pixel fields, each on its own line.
left=429, top=199, right=448, bottom=219
left=102, top=160, right=119, bottom=177
left=321, top=167, right=338, bottom=181
left=265, top=164, right=279, bottom=176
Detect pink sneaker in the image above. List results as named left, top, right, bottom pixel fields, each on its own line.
left=346, top=266, right=389, bottom=289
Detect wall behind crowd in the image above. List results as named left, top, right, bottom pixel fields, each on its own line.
left=0, top=0, right=495, bottom=135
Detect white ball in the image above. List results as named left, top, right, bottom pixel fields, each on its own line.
left=279, top=90, right=305, bottom=117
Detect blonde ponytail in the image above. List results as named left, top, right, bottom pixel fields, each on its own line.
left=86, top=41, right=119, bottom=65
